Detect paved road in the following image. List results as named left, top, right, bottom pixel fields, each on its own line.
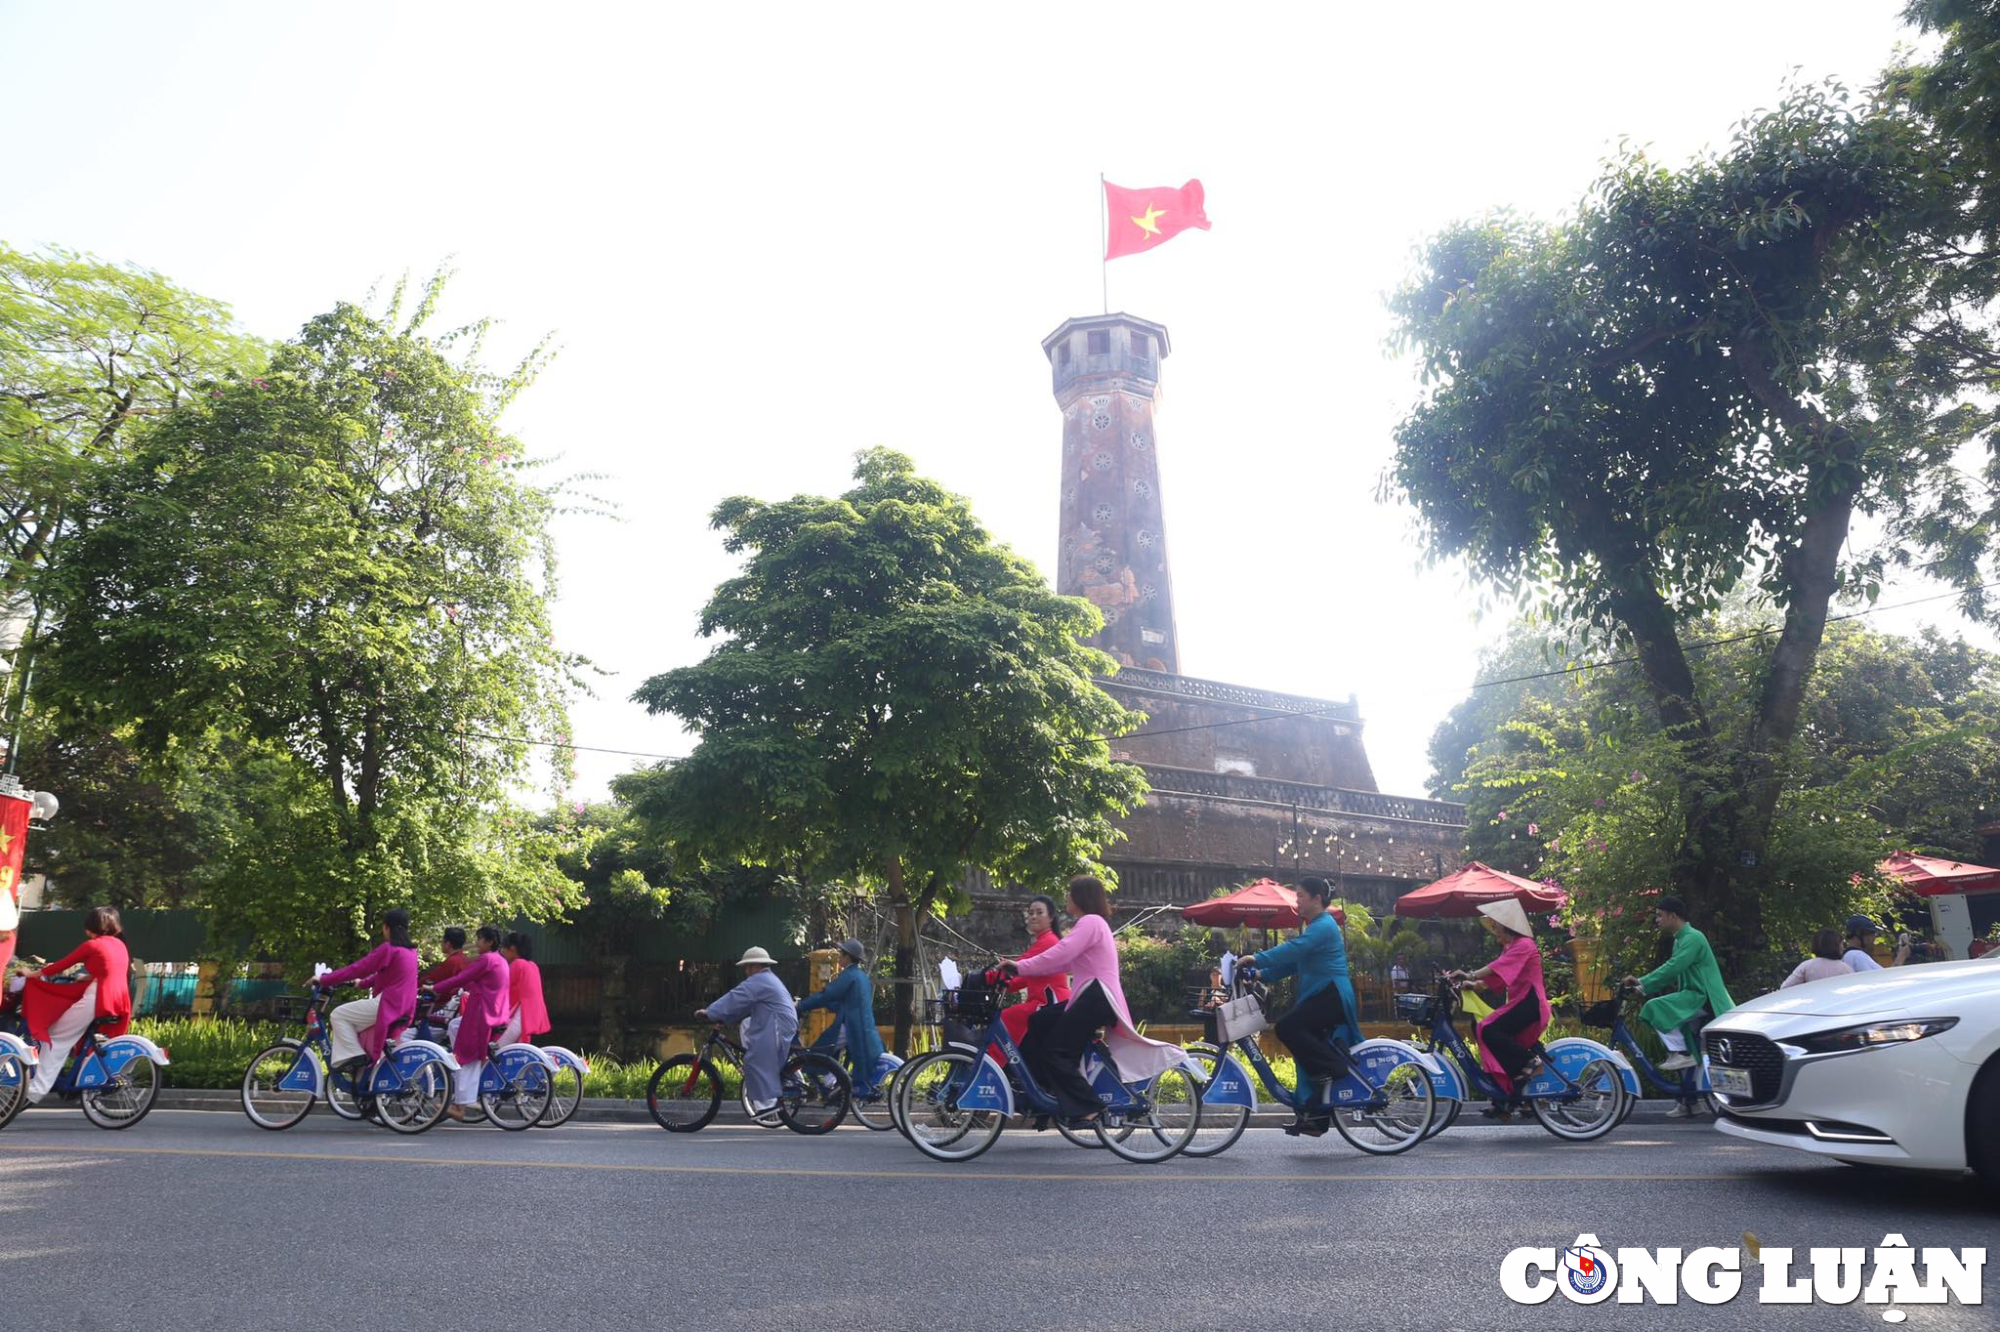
left=3, top=1108, right=1990, bottom=1330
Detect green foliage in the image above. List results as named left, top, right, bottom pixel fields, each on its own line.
left=36, top=277, right=580, bottom=970
left=622, top=448, right=1149, bottom=1044
left=1, top=244, right=263, bottom=598
left=1390, top=66, right=1998, bottom=945
left=1117, top=926, right=1214, bottom=1024
left=1436, top=619, right=1994, bottom=990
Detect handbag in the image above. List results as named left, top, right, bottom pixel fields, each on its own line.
left=1212, top=991, right=1269, bottom=1044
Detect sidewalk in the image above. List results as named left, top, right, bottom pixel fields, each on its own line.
left=154, top=1088, right=1714, bottom=1128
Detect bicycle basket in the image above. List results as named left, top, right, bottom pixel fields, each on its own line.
left=1582, top=998, right=1622, bottom=1029
left=273, top=994, right=311, bottom=1022
left=1394, top=992, right=1436, bottom=1024
left=927, top=987, right=998, bottom=1030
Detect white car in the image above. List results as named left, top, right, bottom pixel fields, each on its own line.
left=1706, top=958, right=2000, bottom=1185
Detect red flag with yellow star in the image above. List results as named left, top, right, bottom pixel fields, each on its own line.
left=1104, top=179, right=1210, bottom=260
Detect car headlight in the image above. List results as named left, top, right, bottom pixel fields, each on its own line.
left=1781, top=1018, right=1958, bottom=1057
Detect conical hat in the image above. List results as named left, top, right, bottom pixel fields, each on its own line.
left=1477, top=898, right=1536, bottom=938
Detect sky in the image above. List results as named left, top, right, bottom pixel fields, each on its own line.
left=3, top=0, right=1986, bottom=804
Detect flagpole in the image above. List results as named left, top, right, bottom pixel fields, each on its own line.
left=1098, top=172, right=1108, bottom=315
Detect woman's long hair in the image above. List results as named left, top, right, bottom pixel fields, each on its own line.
left=1028, top=894, right=1064, bottom=939
left=1067, top=876, right=1111, bottom=921
left=383, top=908, right=414, bottom=950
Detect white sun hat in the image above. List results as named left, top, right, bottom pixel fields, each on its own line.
left=735, top=946, right=777, bottom=967
left=1477, top=898, right=1536, bottom=938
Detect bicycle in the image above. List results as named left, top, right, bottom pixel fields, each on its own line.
left=403, top=1000, right=589, bottom=1129
left=1179, top=968, right=1436, bottom=1158
left=1577, top=982, right=1716, bottom=1122
left=645, top=1025, right=851, bottom=1135
left=1401, top=972, right=1631, bottom=1141
left=0, top=1010, right=170, bottom=1130
left=241, top=986, right=455, bottom=1135
left=893, top=981, right=1205, bottom=1165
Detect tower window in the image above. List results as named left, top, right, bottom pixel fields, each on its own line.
left=1058, top=341, right=1071, bottom=366
left=1131, top=332, right=1149, bottom=359
left=1087, top=330, right=1110, bottom=355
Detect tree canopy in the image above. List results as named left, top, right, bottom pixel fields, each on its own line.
left=623, top=447, right=1148, bottom=1050
left=35, top=277, right=580, bottom=966
left=1389, top=47, right=1999, bottom=955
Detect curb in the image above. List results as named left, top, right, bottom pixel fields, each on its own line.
left=153, top=1088, right=1709, bottom=1128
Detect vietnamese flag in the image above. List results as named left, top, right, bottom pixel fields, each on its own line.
left=1104, top=179, right=1210, bottom=260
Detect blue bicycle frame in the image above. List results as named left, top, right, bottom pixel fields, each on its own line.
left=1411, top=979, right=1625, bottom=1112
left=1198, top=1026, right=1408, bottom=1116
left=268, top=987, right=371, bottom=1103
left=1, top=1012, right=170, bottom=1101
left=1600, top=1009, right=1712, bottom=1106
left=937, top=1008, right=1147, bottom=1121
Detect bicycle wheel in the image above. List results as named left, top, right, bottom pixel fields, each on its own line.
left=538, top=1062, right=585, bottom=1128
left=1099, top=1061, right=1200, bottom=1164
left=777, top=1052, right=849, bottom=1135
left=1055, top=1115, right=1122, bottom=1148
left=0, top=1052, right=27, bottom=1130
left=482, top=1059, right=554, bottom=1131
left=377, top=1057, right=451, bottom=1135
left=849, top=1066, right=899, bottom=1132
left=896, top=1050, right=1004, bottom=1163
left=1423, top=1093, right=1463, bottom=1139
left=1531, top=1057, right=1627, bottom=1141
left=326, top=1056, right=369, bottom=1122
left=1177, top=1045, right=1250, bottom=1159
left=647, top=1055, right=722, bottom=1133
left=241, top=1043, right=316, bottom=1131
left=1329, top=1057, right=1434, bottom=1155
left=80, top=1054, right=161, bottom=1130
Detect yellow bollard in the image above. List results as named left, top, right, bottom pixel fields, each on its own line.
left=797, top=948, right=841, bottom=1046
left=190, top=961, right=222, bottom=1017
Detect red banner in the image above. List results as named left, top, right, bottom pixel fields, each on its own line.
left=0, top=790, right=25, bottom=973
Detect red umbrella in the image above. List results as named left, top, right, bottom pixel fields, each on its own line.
left=1181, top=878, right=1344, bottom=929
left=1880, top=852, right=2000, bottom=896
left=1393, top=862, right=1567, bottom=918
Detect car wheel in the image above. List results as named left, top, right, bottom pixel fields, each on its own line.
left=1966, top=1058, right=2000, bottom=1190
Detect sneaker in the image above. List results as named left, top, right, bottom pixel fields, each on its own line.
left=750, top=1107, right=785, bottom=1127
left=1657, top=1053, right=1696, bottom=1072
left=1665, top=1101, right=1697, bottom=1119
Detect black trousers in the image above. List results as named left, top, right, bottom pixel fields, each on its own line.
left=1273, top=983, right=1353, bottom=1088
left=1480, top=996, right=1541, bottom=1081
left=1021, top=980, right=1116, bottom=1118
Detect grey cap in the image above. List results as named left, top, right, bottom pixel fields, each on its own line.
left=838, top=938, right=866, bottom=963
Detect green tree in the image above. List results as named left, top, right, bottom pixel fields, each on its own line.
left=624, top=448, right=1149, bottom=1053
left=1434, top=619, right=1998, bottom=987
left=1, top=245, right=261, bottom=759
left=36, top=278, right=579, bottom=968
left=1388, top=72, right=1998, bottom=959
left=2, top=244, right=261, bottom=592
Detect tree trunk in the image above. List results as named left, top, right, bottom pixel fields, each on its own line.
left=599, top=952, right=629, bottom=1056
left=887, top=855, right=915, bottom=1057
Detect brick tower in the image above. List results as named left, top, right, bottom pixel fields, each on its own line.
left=1044, top=313, right=1179, bottom=673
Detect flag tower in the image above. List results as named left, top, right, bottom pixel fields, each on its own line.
left=1044, top=312, right=1178, bottom=673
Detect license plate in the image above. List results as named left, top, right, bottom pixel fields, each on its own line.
left=1710, top=1064, right=1752, bottom=1097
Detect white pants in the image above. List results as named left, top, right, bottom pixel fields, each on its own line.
left=1660, top=1030, right=1688, bottom=1053
left=328, top=997, right=380, bottom=1066
left=447, top=1007, right=519, bottom=1054
left=452, top=1059, right=485, bottom=1105
left=30, top=983, right=97, bottom=1101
